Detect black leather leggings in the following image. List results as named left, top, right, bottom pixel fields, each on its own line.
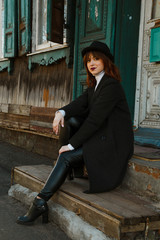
left=37, top=117, right=84, bottom=201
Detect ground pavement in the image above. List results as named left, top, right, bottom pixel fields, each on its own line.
left=0, top=140, right=70, bottom=240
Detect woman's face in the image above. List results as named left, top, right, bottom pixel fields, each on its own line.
left=87, top=53, right=104, bottom=76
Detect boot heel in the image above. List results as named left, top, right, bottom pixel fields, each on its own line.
left=42, top=211, right=48, bottom=224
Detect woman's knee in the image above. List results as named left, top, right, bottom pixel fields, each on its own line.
left=67, top=117, right=82, bottom=129
left=58, top=152, right=71, bottom=168
left=58, top=148, right=83, bottom=168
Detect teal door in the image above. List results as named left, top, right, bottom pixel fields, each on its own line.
left=114, top=0, right=141, bottom=120
left=73, top=0, right=116, bottom=98
left=73, top=0, right=141, bottom=121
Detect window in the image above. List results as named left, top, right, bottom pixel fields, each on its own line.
left=32, top=0, right=67, bottom=52
left=0, top=0, right=4, bottom=58
left=0, top=0, right=68, bottom=59
left=152, top=0, right=160, bottom=19
left=36, top=0, right=48, bottom=46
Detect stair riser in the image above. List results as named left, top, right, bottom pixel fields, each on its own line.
left=123, top=161, right=160, bottom=201
left=0, top=127, right=59, bottom=159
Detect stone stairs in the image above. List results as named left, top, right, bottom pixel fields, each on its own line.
left=10, top=164, right=160, bottom=240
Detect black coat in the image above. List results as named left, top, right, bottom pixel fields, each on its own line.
left=61, top=75, right=134, bottom=193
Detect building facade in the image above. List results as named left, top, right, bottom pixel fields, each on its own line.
left=0, top=0, right=160, bottom=148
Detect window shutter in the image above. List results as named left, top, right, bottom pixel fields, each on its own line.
left=47, top=0, right=64, bottom=44
left=18, top=0, right=31, bottom=56
left=4, top=0, right=17, bottom=57
left=150, top=27, right=160, bottom=62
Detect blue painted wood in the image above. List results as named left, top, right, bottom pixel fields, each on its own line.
left=134, top=128, right=160, bottom=148
left=0, top=59, right=13, bottom=73
left=28, top=47, right=70, bottom=71
left=150, top=27, right=160, bottom=62
left=4, top=0, right=17, bottom=57
left=18, top=0, right=31, bottom=56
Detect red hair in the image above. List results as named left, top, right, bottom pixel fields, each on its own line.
left=83, top=51, right=122, bottom=87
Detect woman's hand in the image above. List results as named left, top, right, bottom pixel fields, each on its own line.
left=53, top=112, right=64, bottom=135
left=59, top=145, right=71, bottom=154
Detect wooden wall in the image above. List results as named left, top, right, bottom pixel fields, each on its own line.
left=0, top=56, right=73, bottom=141
left=0, top=56, right=73, bottom=108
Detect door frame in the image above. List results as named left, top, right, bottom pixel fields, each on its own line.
left=133, top=0, right=145, bottom=129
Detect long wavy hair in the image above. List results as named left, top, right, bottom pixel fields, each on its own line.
left=83, top=51, right=122, bottom=87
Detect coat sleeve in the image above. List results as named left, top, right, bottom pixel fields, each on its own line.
left=69, top=82, right=124, bottom=148
left=60, top=88, right=89, bottom=119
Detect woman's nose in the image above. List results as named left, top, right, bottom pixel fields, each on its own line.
left=90, top=59, right=95, bottom=65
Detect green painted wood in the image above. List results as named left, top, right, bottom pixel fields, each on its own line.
left=18, top=0, right=31, bottom=56
left=73, top=0, right=116, bottom=98
left=4, top=0, right=17, bottom=57
left=66, top=0, right=76, bottom=68
left=28, top=47, right=70, bottom=71
left=47, top=0, right=64, bottom=44
left=150, top=27, right=160, bottom=62
left=114, top=0, right=141, bottom=120
left=0, top=59, right=13, bottom=73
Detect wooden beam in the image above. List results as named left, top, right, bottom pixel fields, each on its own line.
left=0, top=113, right=30, bottom=129
left=53, top=191, right=121, bottom=240
left=8, top=104, right=31, bottom=116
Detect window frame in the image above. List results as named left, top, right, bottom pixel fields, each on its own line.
left=0, top=0, right=4, bottom=59
left=32, top=0, right=68, bottom=54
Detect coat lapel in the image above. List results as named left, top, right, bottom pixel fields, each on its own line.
left=91, top=75, right=107, bottom=102
left=88, top=75, right=112, bottom=108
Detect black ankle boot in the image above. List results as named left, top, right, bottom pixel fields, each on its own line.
left=17, top=198, right=48, bottom=225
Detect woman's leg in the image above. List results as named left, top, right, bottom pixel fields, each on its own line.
left=17, top=148, right=83, bottom=225
left=59, top=117, right=83, bottom=146
left=38, top=147, right=83, bottom=201
left=59, top=117, right=84, bottom=179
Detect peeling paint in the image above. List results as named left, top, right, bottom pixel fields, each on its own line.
left=0, top=57, right=73, bottom=108
left=134, top=164, right=160, bottom=179
left=43, top=88, right=49, bottom=107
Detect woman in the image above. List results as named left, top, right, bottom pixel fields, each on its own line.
left=17, top=41, right=134, bottom=225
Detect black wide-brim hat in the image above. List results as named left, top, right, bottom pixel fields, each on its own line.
left=82, top=41, right=114, bottom=62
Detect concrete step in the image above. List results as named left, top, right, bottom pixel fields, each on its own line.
left=10, top=164, right=160, bottom=240
left=123, top=151, right=160, bottom=201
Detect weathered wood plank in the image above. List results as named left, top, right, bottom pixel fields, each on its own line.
left=97, top=189, right=159, bottom=221
left=0, top=113, right=5, bottom=123
left=61, top=180, right=160, bottom=225
left=30, top=106, right=57, bottom=116
left=0, top=103, right=8, bottom=113
left=13, top=168, right=44, bottom=193
left=30, top=107, right=57, bottom=133
left=53, top=191, right=121, bottom=240
left=14, top=165, right=52, bottom=182
left=8, top=104, right=31, bottom=116
left=121, top=220, right=160, bottom=233
left=30, top=120, right=52, bottom=129
left=0, top=113, right=30, bottom=129
left=30, top=125, right=53, bottom=134
left=30, top=115, right=53, bottom=123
